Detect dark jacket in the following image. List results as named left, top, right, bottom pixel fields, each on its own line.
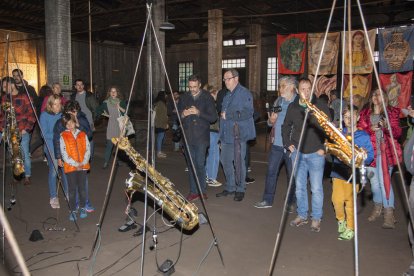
left=70, top=91, right=99, bottom=121
left=53, top=111, right=93, bottom=160
left=282, top=96, right=331, bottom=154
left=178, top=90, right=217, bottom=146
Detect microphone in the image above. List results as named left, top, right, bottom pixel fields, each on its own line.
left=7, top=196, right=16, bottom=211
left=149, top=228, right=158, bottom=250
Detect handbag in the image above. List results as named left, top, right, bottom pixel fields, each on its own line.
left=117, top=113, right=135, bottom=136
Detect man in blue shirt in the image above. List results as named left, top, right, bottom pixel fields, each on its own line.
left=216, top=69, right=256, bottom=202
left=254, top=76, right=297, bottom=209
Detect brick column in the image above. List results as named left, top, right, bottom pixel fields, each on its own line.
left=44, top=0, right=72, bottom=90
left=248, top=24, right=261, bottom=98
left=208, top=9, right=223, bottom=89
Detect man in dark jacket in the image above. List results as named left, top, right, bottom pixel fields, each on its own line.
left=283, top=78, right=331, bottom=232
left=178, top=75, right=217, bottom=201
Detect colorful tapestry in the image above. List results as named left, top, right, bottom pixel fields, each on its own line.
left=308, top=75, right=337, bottom=98
left=343, top=74, right=372, bottom=99
left=343, top=30, right=376, bottom=74
left=277, top=33, right=306, bottom=74
left=379, top=72, right=413, bottom=116
left=378, top=26, right=414, bottom=73
left=308, top=32, right=340, bottom=75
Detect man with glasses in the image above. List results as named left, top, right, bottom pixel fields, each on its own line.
left=216, top=69, right=255, bottom=202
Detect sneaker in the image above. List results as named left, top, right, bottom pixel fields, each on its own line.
left=157, top=152, right=167, bottom=158
left=50, top=197, right=60, bottom=209
left=310, top=219, right=321, bottom=232
left=186, top=193, right=200, bottom=201
left=338, top=228, right=354, bottom=240
left=254, top=200, right=272, bottom=209
left=184, top=167, right=189, bottom=172
left=208, top=179, right=222, bottom=187
left=23, top=177, right=31, bottom=186
left=285, top=204, right=296, bottom=213
left=337, top=220, right=347, bottom=233
left=290, top=216, right=308, bottom=227
left=85, top=204, right=95, bottom=213
left=79, top=208, right=88, bottom=219
left=245, top=177, right=255, bottom=184
left=247, top=167, right=251, bottom=173
left=69, top=212, right=77, bottom=221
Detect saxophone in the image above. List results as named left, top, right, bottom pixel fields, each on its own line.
left=112, top=137, right=199, bottom=231
left=303, top=99, right=367, bottom=168
left=2, top=102, right=25, bottom=177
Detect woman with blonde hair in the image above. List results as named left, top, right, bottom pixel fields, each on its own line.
left=357, top=89, right=402, bottom=228
left=96, top=86, right=127, bottom=168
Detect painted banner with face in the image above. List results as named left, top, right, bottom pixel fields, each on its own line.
left=379, top=72, right=413, bottom=117
left=308, top=75, right=337, bottom=98
left=342, top=30, right=376, bottom=74
left=277, top=33, right=306, bottom=74
left=308, top=32, right=340, bottom=75
left=343, top=74, right=372, bottom=100
left=378, top=26, right=414, bottom=73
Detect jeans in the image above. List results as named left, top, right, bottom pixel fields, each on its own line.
left=366, top=153, right=394, bottom=208
left=21, top=132, right=31, bottom=177
left=206, top=132, right=220, bottom=180
left=67, top=171, right=87, bottom=212
left=184, top=144, right=208, bottom=194
left=294, top=151, right=325, bottom=220
left=221, top=142, right=247, bottom=193
left=172, top=123, right=180, bottom=151
left=45, top=146, right=58, bottom=198
left=263, top=145, right=295, bottom=205
left=156, top=130, right=165, bottom=153
left=104, top=139, right=114, bottom=164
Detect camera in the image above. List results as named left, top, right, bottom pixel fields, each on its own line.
left=266, top=103, right=282, bottom=114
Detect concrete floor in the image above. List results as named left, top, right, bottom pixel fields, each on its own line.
left=1, top=125, right=412, bottom=276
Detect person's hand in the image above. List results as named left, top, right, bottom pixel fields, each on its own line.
left=221, top=111, right=226, bottom=120
left=288, top=145, right=295, bottom=152
left=57, top=159, right=63, bottom=167
left=268, top=112, right=278, bottom=124
left=21, top=130, right=27, bottom=135
left=316, top=149, right=325, bottom=156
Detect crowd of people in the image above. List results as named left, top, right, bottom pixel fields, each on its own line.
left=1, top=68, right=414, bottom=274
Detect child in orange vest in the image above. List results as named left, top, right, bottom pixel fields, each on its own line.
left=60, top=113, right=91, bottom=221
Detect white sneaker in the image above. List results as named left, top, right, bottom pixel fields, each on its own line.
left=50, top=197, right=60, bottom=209
left=157, top=152, right=167, bottom=158
left=208, top=179, right=222, bottom=187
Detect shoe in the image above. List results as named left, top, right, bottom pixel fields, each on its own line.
left=186, top=193, right=200, bottom=201
left=50, top=197, right=60, bottom=209
left=216, top=190, right=235, bottom=197
left=157, top=152, right=167, bottom=158
left=184, top=167, right=189, bottom=172
left=247, top=166, right=251, bottom=173
left=234, top=192, right=244, bottom=201
left=338, top=220, right=347, bottom=233
left=368, top=203, right=382, bottom=222
left=338, top=228, right=354, bottom=240
left=24, top=177, right=31, bottom=186
left=79, top=208, right=88, bottom=219
left=43, top=156, right=47, bottom=162
left=290, top=216, right=308, bottom=227
left=285, top=204, right=296, bottom=213
left=245, top=177, right=255, bottom=184
left=254, top=200, right=272, bottom=208
left=208, top=179, right=222, bottom=187
left=202, top=193, right=208, bottom=200
left=85, top=204, right=95, bottom=213
left=69, top=212, right=77, bottom=221
left=118, top=220, right=137, bottom=232
left=382, top=207, right=396, bottom=229
left=310, top=219, right=321, bottom=232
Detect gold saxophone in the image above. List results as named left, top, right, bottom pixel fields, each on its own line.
left=303, top=99, right=367, bottom=168
left=2, top=102, right=25, bottom=177
left=112, top=137, right=199, bottom=231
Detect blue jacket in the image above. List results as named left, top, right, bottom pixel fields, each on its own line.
left=178, top=90, right=218, bottom=146
left=40, top=111, right=62, bottom=154
left=219, top=84, right=256, bottom=144
left=330, top=128, right=374, bottom=181
left=53, top=111, right=93, bottom=160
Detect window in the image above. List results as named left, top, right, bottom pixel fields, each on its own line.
left=223, top=40, right=234, bottom=46
left=267, top=57, right=277, bottom=91
left=178, top=62, right=193, bottom=92
left=234, top=39, right=245, bottom=45
left=222, top=58, right=246, bottom=69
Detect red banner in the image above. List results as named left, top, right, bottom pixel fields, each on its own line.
left=380, top=72, right=413, bottom=116
left=277, top=33, right=307, bottom=74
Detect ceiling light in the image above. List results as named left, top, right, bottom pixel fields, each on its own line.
left=245, top=42, right=257, bottom=48
left=160, top=20, right=175, bottom=30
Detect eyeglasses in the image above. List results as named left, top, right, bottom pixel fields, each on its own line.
left=222, top=76, right=236, bottom=82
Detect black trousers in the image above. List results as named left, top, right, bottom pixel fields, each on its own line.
left=67, top=170, right=87, bottom=212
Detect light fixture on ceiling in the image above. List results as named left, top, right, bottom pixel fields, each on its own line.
left=245, top=21, right=257, bottom=48
left=160, top=1, right=175, bottom=30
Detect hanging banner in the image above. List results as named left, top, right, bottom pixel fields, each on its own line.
left=379, top=72, right=413, bottom=116
left=378, top=26, right=414, bottom=73
left=308, top=75, right=337, bottom=98
left=277, top=33, right=306, bottom=74
left=343, top=30, right=376, bottom=74
left=343, top=74, right=372, bottom=99
left=308, top=32, right=340, bottom=75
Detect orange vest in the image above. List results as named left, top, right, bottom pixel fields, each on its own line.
left=61, top=130, right=90, bottom=173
